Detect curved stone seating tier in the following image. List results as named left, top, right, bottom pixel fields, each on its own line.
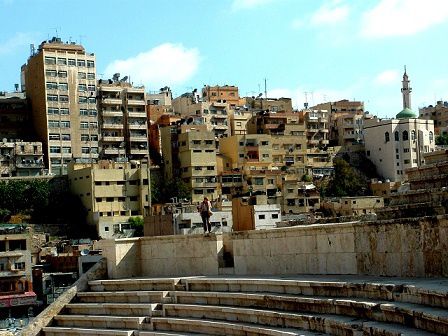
left=42, top=276, right=448, bottom=336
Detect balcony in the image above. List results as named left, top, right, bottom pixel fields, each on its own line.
left=129, top=136, right=148, bottom=142
left=211, top=114, right=227, bottom=119
left=127, top=99, right=146, bottom=106
left=102, top=110, right=123, bottom=117
left=104, top=148, right=120, bottom=155
left=102, top=98, right=122, bottom=105
left=102, top=123, right=124, bottom=129
left=308, top=139, right=319, bottom=145
left=102, top=136, right=124, bottom=142
left=16, top=162, right=44, bottom=169
left=129, top=123, right=147, bottom=130
left=128, top=111, right=147, bottom=118
left=130, top=148, right=148, bottom=155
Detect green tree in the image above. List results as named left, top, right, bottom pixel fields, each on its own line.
left=162, top=177, right=191, bottom=203
left=436, top=134, right=448, bottom=145
left=128, top=216, right=144, bottom=237
left=324, top=158, right=369, bottom=197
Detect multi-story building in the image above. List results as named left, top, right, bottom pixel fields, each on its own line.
left=0, top=91, right=34, bottom=141
left=282, top=179, right=320, bottom=214
left=364, top=70, right=435, bottom=182
left=0, top=225, right=36, bottom=318
left=419, top=100, right=448, bottom=136
left=229, top=107, right=252, bottom=135
left=67, top=160, right=151, bottom=238
left=97, top=77, right=148, bottom=162
left=302, top=108, right=329, bottom=148
left=202, top=85, right=240, bottom=108
left=313, top=99, right=365, bottom=146
left=243, top=97, right=293, bottom=114
left=146, top=86, right=173, bottom=123
left=23, top=37, right=99, bottom=174
left=0, top=140, right=44, bottom=177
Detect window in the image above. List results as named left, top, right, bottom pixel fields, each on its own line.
left=88, top=97, right=96, bottom=103
left=79, top=96, right=87, bottom=103
left=88, top=85, right=96, bottom=91
left=411, top=130, right=416, bottom=141
left=78, top=72, right=86, bottom=79
left=47, top=94, right=58, bottom=102
left=254, top=177, right=264, bottom=185
left=48, top=108, right=59, bottom=115
left=87, top=73, right=95, bottom=80
left=80, top=109, right=88, bottom=116
left=50, top=146, right=61, bottom=153
left=81, top=134, right=89, bottom=141
left=403, top=130, right=409, bottom=141
left=60, top=121, right=70, bottom=128
left=62, top=147, right=71, bottom=153
left=396, top=155, right=399, bottom=159
left=78, top=84, right=87, bottom=92
left=59, top=95, right=69, bottom=102
left=404, top=159, right=410, bottom=164
left=60, top=108, right=69, bottom=115
left=429, top=131, right=434, bottom=143
left=61, top=134, right=71, bottom=140
left=49, top=133, right=60, bottom=140
left=366, top=150, right=370, bottom=156
left=272, top=214, right=279, bottom=219
left=261, top=141, right=269, bottom=146
left=48, top=120, right=59, bottom=128
left=193, top=140, right=201, bottom=145
left=194, top=166, right=202, bottom=170
left=58, top=83, right=68, bottom=91
left=207, top=166, right=214, bottom=170
left=395, top=131, right=399, bottom=141
left=77, top=59, right=86, bottom=67
left=58, top=70, right=67, bottom=78
left=68, top=59, right=76, bottom=66
left=87, top=60, right=95, bottom=68
left=90, top=122, right=98, bottom=128
left=57, top=58, right=67, bottom=65
left=80, top=122, right=89, bottom=129
left=385, top=132, right=390, bottom=142
left=258, top=214, right=265, bottom=220
left=45, top=56, right=56, bottom=65
left=14, top=262, right=25, bottom=270
left=81, top=147, right=90, bottom=154
left=46, top=70, right=57, bottom=77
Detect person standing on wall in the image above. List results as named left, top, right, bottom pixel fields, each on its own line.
left=199, top=196, right=212, bottom=235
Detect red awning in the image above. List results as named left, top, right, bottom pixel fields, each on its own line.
left=0, top=292, right=36, bottom=308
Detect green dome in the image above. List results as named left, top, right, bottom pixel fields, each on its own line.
left=396, top=107, right=417, bottom=119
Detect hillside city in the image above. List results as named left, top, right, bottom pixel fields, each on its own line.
left=0, top=37, right=447, bottom=332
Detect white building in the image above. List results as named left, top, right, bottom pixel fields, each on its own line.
left=364, top=70, right=435, bottom=182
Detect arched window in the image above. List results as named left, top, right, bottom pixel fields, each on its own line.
left=385, top=132, right=390, bottom=142
left=411, top=130, right=416, bottom=141
left=429, top=131, right=434, bottom=143
left=402, top=130, right=409, bottom=141
left=395, top=131, right=399, bottom=141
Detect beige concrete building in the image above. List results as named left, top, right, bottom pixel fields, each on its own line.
left=146, top=87, right=173, bottom=123
left=419, top=100, right=448, bottom=136
left=97, top=78, right=148, bottom=162
left=202, top=85, right=240, bottom=108
left=67, top=160, right=151, bottom=238
left=282, top=179, right=320, bottom=214
left=229, top=107, right=251, bottom=135
left=364, top=71, right=435, bottom=182
left=302, top=108, right=329, bottom=148
left=322, top=196, right=384, bottom=217
left=0, top=91, right=34, bottom=141
left=243, top=97, right=293, bottom=114
left=0, top=140, right=44, bottom=177
left=23, top=37, right=98, bottom=174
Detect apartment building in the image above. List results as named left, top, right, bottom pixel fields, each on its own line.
left=97, top=77, right=148, bottom=162
left=243, top=97, right=293, bottom=114
left=322, top=196, right=384, bottom=217
left=282, top=179, right=320, bottom=214
left=0, top=140, right=44, bottom=177
left=302, top=108, right=329, bottom=148
left=23, top=37, right=99, bottom=175
left=0, top=92, right=34, bottom=141
left=67, top=160, right=151, bottom=238
left=364, top=71, right=435, bottom=182
left=247, top=111, right=308, bottom=176
left=0, top=225, right=36, bottom=318
left=202, top=85, right=240, bottom=108
left=419, top=101, right=448, bottom=135
left=229, top=107, right=252, bottom=135
left=146, top=86, right=173, bottom=123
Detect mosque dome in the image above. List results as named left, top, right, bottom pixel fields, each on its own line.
left=396, top=107, right=417, bottom=119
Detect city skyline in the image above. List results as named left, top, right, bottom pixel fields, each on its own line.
left=1, top=0, right=448, bottom=117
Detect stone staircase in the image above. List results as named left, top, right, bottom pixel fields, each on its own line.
left=42, top=276, right=448, bottom=336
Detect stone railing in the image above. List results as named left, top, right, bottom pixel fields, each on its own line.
left=99, top=215, right=448, bottom=279
left=21, top=258, right=107, bottom=336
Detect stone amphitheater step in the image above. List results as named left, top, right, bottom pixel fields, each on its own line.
left=76, top=291, right=172, bottom=304
left=159, top=303, right=442, bottom=336
left=88, top=278, right=181, bottom=292
left=64, top=302, right=161, bottom=316
left=53, top=315, right=148, bottom=329
left=42, top=326, right=135, bottom=336
left=171, top=291, right=448, bottom=335
left=149, top=317, right=328, bottom=336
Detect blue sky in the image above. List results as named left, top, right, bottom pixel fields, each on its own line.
left=1, top=0, right=448, bottom=117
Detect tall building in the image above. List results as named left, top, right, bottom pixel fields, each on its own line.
left=419, top=100, right=448, bottom=136
left=364, top=70, right=435, bottom=182
left=23, top=37, right=99, bottom=175
left=97, top=77, right=148, bottom=162
left=202, top=85, right=240, bottom=108
left=0, top=91, right=34, bottom=141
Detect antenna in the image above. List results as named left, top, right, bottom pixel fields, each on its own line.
left=304, top=91, right=310, bottom=109
left=264, top=78, right=267, bottom=99
left=30, top=44, right=35, bottom=57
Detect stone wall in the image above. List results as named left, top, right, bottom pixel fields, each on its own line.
left=100, top=215, right=448, bottom=279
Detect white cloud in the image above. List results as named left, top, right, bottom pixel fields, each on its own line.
left=231, top=0, right=275, bottom=10
left=0, top=32, right=36, bottom=55
left=361, top=0, right=448, bottom=38
left=374, top=70, right=399, bottom=86
left=310, top=1, right=350, bottom=26
left=104, top=43, right=200, bottom=88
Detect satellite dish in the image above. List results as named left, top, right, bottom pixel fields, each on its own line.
left=80, top=249, right=90, bottom=256
left=121, top=76, right=128, bottom=82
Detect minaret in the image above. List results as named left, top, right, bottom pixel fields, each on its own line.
left=401, top=66, right=412, bottom=109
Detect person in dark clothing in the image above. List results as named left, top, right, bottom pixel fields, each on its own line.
left=198, top=197, right=212, bottom=235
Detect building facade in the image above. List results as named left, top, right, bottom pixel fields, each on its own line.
left=0, top=92, right=34, bottom=141
left=0, top=140, right=44, bottom=177
left=23, top=37, right=99, bottom=174
left=419, top=100, right=448, bottom=136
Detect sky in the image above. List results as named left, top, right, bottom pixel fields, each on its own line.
left=1, top=0, right=448, bottom=118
